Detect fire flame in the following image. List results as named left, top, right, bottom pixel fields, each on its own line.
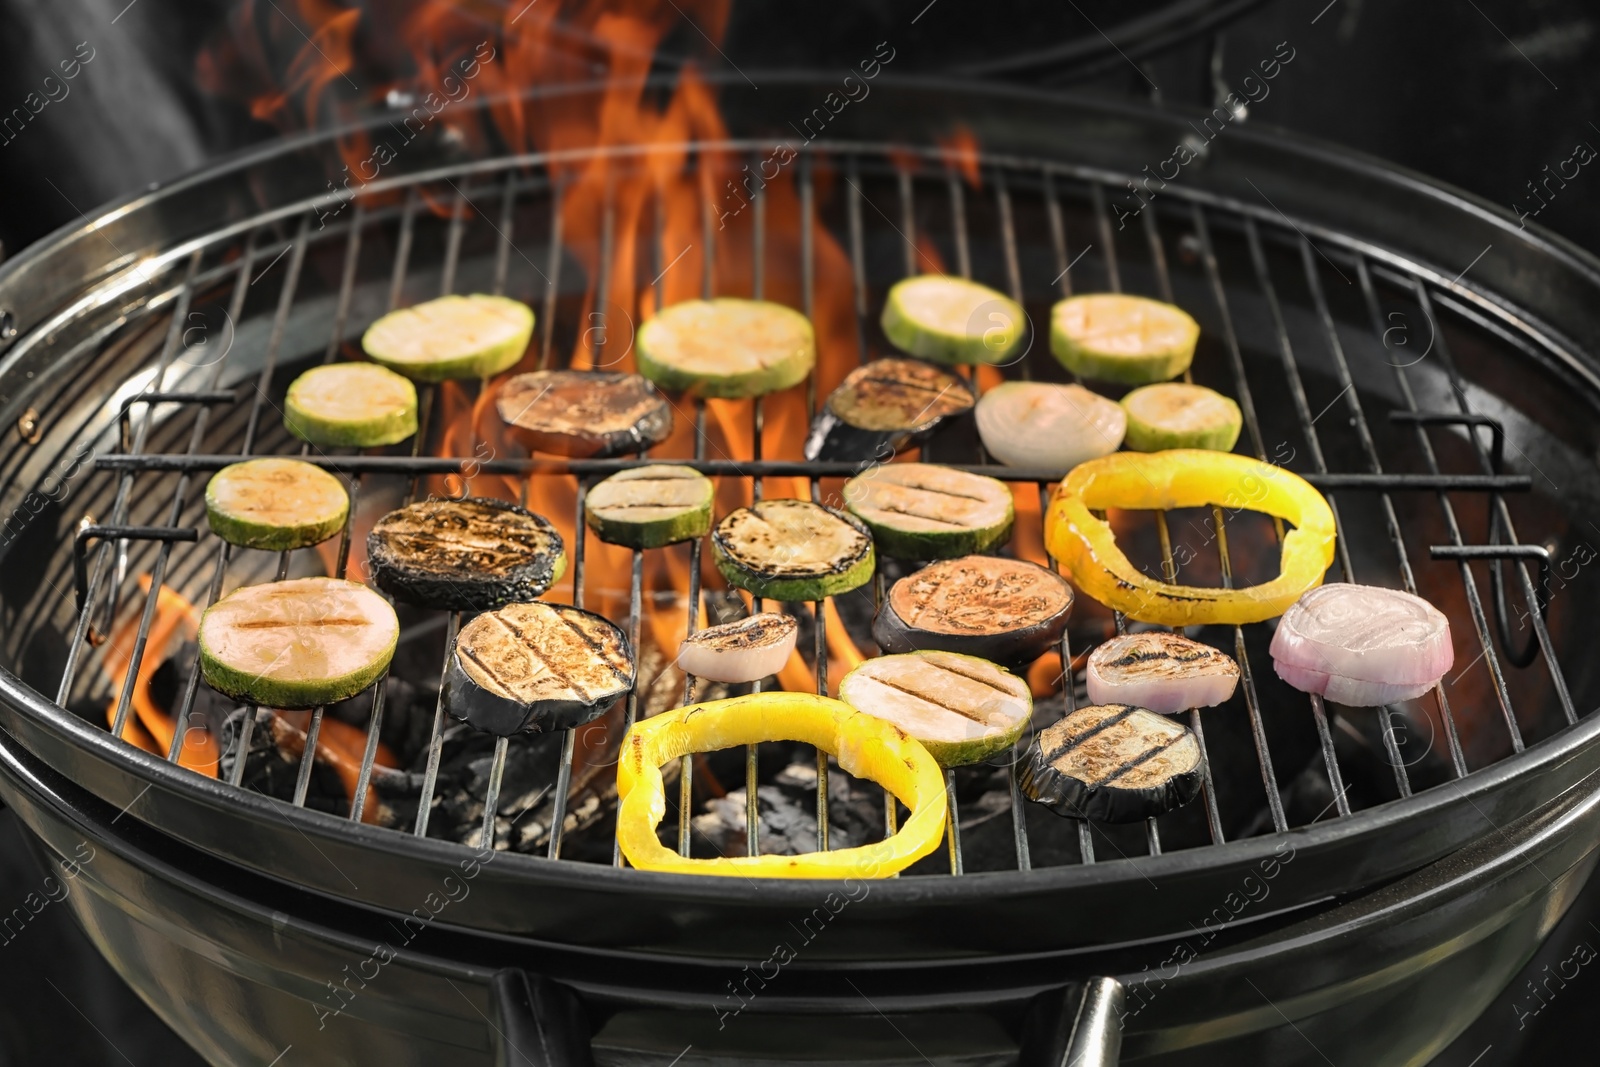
left=102, top=576, right=218, bottom=776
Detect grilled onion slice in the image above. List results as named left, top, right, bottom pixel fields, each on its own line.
left=445, top=602, right=634, bottom=735
left=367, top=497, right=566, bottom=611
left=1049, top=293, right=1200, bottom=384
left=496, top=370, right=672, bottom=458
left=843, top=463, right=1013, bottom=560
left=199, top=577, right=397, bottom=709
left=974, top=382, right=1126, bottom=474
left=676, top=612, right=797, bottom=683
left=804, top=357, right=974, bottom=461
left=1086, top=632, right=1239, bottom=715
left=283, top=363, right=418, bottom=448
left=1019, top=703, right=1203, bottom=822
left=881, top=275, right=1025, bottom=365
left=584, top=465, right=714, bottom=549
left=205, top=458, right=348, bottom=551
left=362, top=294, right=534, bottom=381
left=711, top=499, right=875, bottom=602
left=839, top=650, right=1031, bottom=767
left=873, top=556, right=1073, bottom=666
left=638, top=298, right=815, bottom=399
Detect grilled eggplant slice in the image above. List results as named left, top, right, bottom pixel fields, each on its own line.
left=881, top=275, right=1025, bottom=365
left=843, top=462, right=1013, bottom=560
left=1086, top=632, right=1239, bottom=715
left=1121, top=382, right=1242, bottom=452
left=199, top=577, right=397, bottom=709
left=637, top=298, right=815, bottom=398
left=496, top=370, right=672, bottom=457
left=803, top=358, right=974, bottom=461
left=874, top=556, right=1073, bottom=666
left=584, top=465, right=714, bottom=549
left=362, top=294, right=534, bottom=381
left=1019, top=703, right=1203, bottom=822
left=711, top=499, right=875, bottom=602
left=676, top=612, right=797, bottom=683
left=838, top=650, right=1031, bottom=767
left=445, top=602, right=634, bottom=735
left=367, top=497, right=566, bottom=611
left=205, top=458, right=348, bottom=551
left=284, top=363, right=418, bottom=448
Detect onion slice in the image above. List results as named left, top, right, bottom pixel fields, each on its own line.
left=676, top=613, right=798, bottom=684
left=1270, top=583, right=1453, bottom=706
left=974, top=382, right=1125, bottom=474
left=1086, top=632, right=1238, bottom=715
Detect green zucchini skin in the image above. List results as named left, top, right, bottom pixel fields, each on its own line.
left=838, top=650, right=1031, bottom=767
left=1048, top=294, right=1200, bottom=384
left=584, top=465, right=714, bottom=549
left=362, top=294, right=535, bottom=382
left=710, top=500, right=876, bottom=602
left=637, top=298, right=815, bottom=399
left=1120, top=382, right=1243, bottom=452
left=204, top=458, right=349, bottom=551
left=880, top=275, right=1025, bottom=366
left=283, top=363, right=419, bottom=448
left=843, top=463, right=1013, bottom=560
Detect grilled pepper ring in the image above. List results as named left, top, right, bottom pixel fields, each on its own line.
left=1045, top=449, right=1336, bottom=626
left=617, top=693, right=947, bottom=878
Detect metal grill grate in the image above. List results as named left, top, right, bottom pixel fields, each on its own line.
left=46, top=138, right=1568, bottom=876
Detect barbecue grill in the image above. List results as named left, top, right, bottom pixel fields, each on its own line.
left=1, top=76, right=1598, bottom=1066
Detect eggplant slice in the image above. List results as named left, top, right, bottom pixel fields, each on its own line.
left=445, top=602, right=635, bottom=735
left=1018, top=704, right=1203, bottom=822
left=367, top=497, right=566, bottom=611
left=804, top=357, right=974, bottom=461
left=873, top=555, right=1073, bottom=666
left=711, top=499, right=875, bottom=602
left=497, top=370, right=672, bottom=457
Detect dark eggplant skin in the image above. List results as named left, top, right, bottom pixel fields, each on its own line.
left=367, top=497, right=566, bottom=612
left=444, top=603, right=634, bottom=736
left=1016, top=704, right=1204, bottom=823
left=872, top=557, right=1073, bottom=669
left=803, top=357, right=974, bottom=462
left=496, top=370, right=673, bottom=458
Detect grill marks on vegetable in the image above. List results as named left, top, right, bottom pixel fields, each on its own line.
left=1086, top=632, right=1239, bottom=715
left=676, top=612, right=798, bottom=683
left=496, top=370, right=672, bottom=458
left=585, top=465, right=713, bottom=548
left=712, top=499, right=875, bottom=600
left=844, top=463, right=1013, bottom=559
left=838, top=651, right=1032, bottom=766
left=805, top=357, right=974, bottom=460
left=367, top=498, right=565, bottom=611
left=874, top=555, right=1073, bottom=665
left=1020, top=704, right=1204, bottom=822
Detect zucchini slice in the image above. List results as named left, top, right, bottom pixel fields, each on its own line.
left=362, top=294, right=534, bottom=382
left=585, top=465, right=714, bottom=549
left=838, top=650, right=1031, bottom=767
left=974, top=381, right=1125, bottom=474
left=1086, top=632, right=1239, bottom=715
left=637, top=298, right=815, bottom=399
left=367, top=497, right=566, bottom=611
left=199, top=577, right=397, bottom=709
left=496, top=370, right=672, bottom=457
left=1121, top=383, right=1242, bottom=452
left=804, top=357, right=974, bottom=461
left=676, top=612, right=797, bottom=683
left=284, top=363, right=419, bottom=448
left=711, top=499, right=875, bottom=602
left=1018, top=703, right=1204, bottom=823
left=205, top=458, right=348, bottom=551
left=843, top=462, right=1013, bottom=560
left=445, top=601, right=634, bottom=735
left=881, top=275, right=1025, bottom=365
left=873, top=555, right=1073, bottom=666
left=1050, top=294, right=1200, bottom=384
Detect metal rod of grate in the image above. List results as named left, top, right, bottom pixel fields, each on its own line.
left=59, top=138, right=1572, bottom=876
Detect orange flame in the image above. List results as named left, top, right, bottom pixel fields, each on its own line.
left=102, top=577, right=218, bottom=776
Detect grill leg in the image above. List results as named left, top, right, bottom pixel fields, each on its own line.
left=489, top=969, right=593, bottom=1067
left=1020, top=977, right=1124, bottom=1067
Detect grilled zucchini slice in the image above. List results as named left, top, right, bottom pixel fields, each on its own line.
left=445, top=602, right=634, bottom=735
left=838, top=650, right=1031, bottom=767
left=637, top=298, right=815, bottom=399
left=1018, top=703, right=1204, bottom=822
left=881, top=275, right=1025, bottom=365
left=804, top=357, right=974, bottom=461
left=199, top=577, right=397, bottom=709
left=1049, top=294, right=1200, bottom=384
left=496, top=370, right=672, bottom=457
left=711, top=499, right=875, bottom=602
left=873, top=555, right=1073, bottom=666
left=585, top=465, right=714, bottom=549
left=843, top=462, right=1013, bottom=560
left=283, top=363, right=418, bottom=448
left=1121, top=382, right=1242, bottom=452
left=205, top=458, right=348, bottom=551
left=367, top=497, right=566, bottom=611
left=362, top=294, right=534, bottom=382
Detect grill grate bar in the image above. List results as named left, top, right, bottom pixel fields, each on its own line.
left=539, top=179, right=564, bottom=369
left=413, top=612, right=459, bottom=837
left=387, top=189, right=419, bottom=312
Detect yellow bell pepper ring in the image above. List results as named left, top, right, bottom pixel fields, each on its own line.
left=616, top=692, right=948, bottom=878
left=1045, top=449, right=1337, bottom=627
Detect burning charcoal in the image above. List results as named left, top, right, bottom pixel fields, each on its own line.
left=690, top=758, right=886, bottom=857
